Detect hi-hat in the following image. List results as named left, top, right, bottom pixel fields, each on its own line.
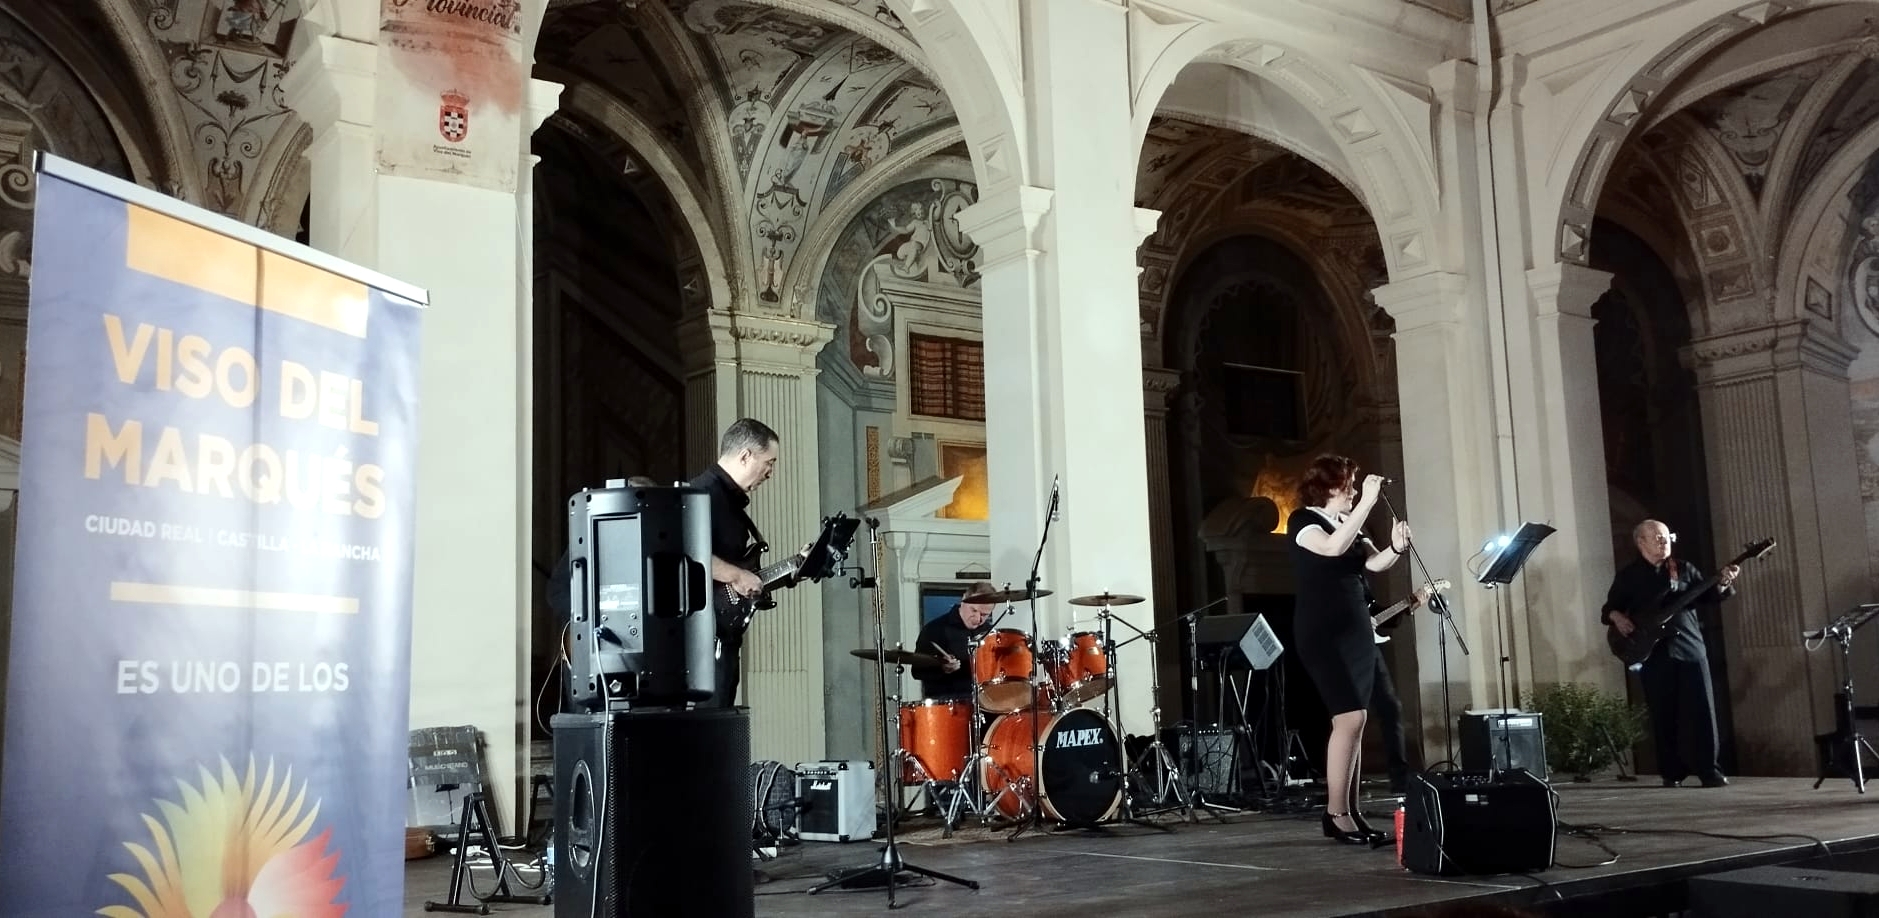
left=849, top=647, right=940, bottom=667
left=1068, top=592, right=1146, bottom=607
left=970, top=588, right=1054, bottom=604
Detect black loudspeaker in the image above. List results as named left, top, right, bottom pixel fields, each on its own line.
left=1689, top=865, right=1879, bottom=918
left=1459, top=711, right=1549, bottom=780
left=565, top=484, right=716, bottom=711
left=552, top=709, right=753, bottom=917
left=1401, top=770, right=1557, bottom=876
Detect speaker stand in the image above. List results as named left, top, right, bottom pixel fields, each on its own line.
left=425, top=791, right=551, bottom=913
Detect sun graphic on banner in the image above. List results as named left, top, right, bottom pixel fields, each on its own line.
left=98, top=756, right=347, bottom=918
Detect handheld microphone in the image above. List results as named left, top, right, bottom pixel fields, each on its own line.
left=1049, top=475, right=1062, bottom=522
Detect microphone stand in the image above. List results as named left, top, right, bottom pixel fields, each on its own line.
left=1177, top=598, right=1241, bottom=816
left=811, top=517, right=978, bottom=904
left=1007, top=478, right=1060, bottom=841
left=1378, top=490, right=1467, bottom=771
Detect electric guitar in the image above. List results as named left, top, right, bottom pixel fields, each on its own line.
left=1605, top=538, right=1776, bottom=666
left=1371, top=579, right=1451, bottom=644
left=715, top=513, right=861, bottom=637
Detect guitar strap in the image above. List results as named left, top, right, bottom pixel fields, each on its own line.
left=737, top=503, right=767, bottom=565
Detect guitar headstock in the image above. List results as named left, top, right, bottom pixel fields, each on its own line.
left=1732, top=538, right=1777, bottom=565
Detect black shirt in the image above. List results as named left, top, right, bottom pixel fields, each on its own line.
left=911, top=606, right=989, bottom=699
left=692, top=463, right=760, bottom=569
left=1602, top=556, right=1731, bottom=663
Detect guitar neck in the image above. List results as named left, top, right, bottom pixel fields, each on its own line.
left=1371, top=598, right=1413, bottom=628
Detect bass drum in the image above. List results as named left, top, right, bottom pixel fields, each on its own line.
left=979, top=707, right=1123, bottom=826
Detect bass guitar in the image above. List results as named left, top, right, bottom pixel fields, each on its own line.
left=1372, top=579, right=1450, bottom=644
left=716, top=513, right=860, bottom=637
left=1605, top=538, right=1776, bottom=666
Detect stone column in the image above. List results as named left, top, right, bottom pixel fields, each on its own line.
left=1686, top=321, right=1865, bottom=775
left=1374, top=272, right=1502, bottom=760
left=952, top=0, right=1164, bottom=736
left=1523, top=263, right=1622, bottom=695
left=1143, top=366, right=1182, bottom=715
left=688, top=309, right=835, bottom=766
left=283, top=24, right=562, bottom=826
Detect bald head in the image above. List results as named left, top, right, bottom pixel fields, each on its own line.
left=1632, top=519, right=1674, bottom=565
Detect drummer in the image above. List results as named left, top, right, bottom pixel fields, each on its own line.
left=911, top=581, right=997, bottom=699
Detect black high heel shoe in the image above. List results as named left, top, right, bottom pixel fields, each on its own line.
left=1322, top=812, right=1372, bottom=845
left=1349, top=809, right=1393, bottom=846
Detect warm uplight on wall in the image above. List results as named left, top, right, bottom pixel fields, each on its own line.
left=939, top=450, right=989, bottom=520
left=1251, top=464, right=1300, bottom=533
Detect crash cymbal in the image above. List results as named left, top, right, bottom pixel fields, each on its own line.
left=1068, top=592, right=1146, bottom=607
left=849, top=647, right=941, bottom=667
left=970, top=588, right=1054, bottom=604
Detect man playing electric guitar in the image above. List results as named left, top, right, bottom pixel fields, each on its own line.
left=1602, top=519, right=1742, bottom=788
left=693, top=418, right=783, bottom=708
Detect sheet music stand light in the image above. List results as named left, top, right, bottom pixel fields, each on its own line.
left=1472, top=522, right=1555, bottom=779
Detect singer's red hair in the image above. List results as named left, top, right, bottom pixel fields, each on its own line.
left=1297, top=454, right=1359, bottom=509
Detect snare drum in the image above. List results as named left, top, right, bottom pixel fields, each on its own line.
left=972, top=629, right=1037, bottom=713
left=897, top=698, right=972, bottom=783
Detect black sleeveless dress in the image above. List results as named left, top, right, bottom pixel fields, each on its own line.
left=1287, top=507, right=1375, bottom=715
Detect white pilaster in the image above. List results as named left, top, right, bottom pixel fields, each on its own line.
left=1687, top=322, right=1865, bottom=775
left=1524, top=263, right=1621, bottom=695
left=284, top=29, right=563, bottom=827
left=954, top=0, right=1159, bottom=736
left=694, top=310, right=836, bottom=766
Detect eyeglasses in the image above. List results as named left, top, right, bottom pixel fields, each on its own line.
left=1642, top=532, right=1677, bottom=545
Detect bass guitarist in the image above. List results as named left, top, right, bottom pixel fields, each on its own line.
left=693, top=418, right=782, bottom=709
left=1601, top=519, right=1741, bottom=788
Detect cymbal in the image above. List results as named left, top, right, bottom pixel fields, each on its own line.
left=971, top=588, right=1054, bottom=604
left=1068, top=592, right=1146, bottom=607
left=849, top=647, right=940, bottom=667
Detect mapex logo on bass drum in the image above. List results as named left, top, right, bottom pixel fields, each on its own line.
left=1056, top=728, right=1105, bottom=749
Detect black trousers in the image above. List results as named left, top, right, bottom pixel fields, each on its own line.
left=1638, top=651, right=1721, bottom=782
left=1369, top=647, right=1409, bottom=784
left=713, top=630, right=745, bottom=709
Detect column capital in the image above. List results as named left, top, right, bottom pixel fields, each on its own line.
left=682, top=310, right=835, bottom=375
left=1372, top=271, right=1467, bottom=332
left=282, top=32, right=378, bottom=135
left=955, top=185, right=1054, bottom=269
left=524, top=78, right=564, bottom=137
left=1684, top=320, right=1858, bottom=384
left=1143, top=366, right=1181, bottom=415
left=1527, top=262, right=1613, bottom=320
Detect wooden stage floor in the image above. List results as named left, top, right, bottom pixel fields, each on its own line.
left=403, top=776, right=1879, bottom=917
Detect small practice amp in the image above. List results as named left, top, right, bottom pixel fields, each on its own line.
left=1401, top=769, right=1556, bottom=876
left=794, top=760, right=876, bottom=842
left=1459, top=710, right=1549, bottom=780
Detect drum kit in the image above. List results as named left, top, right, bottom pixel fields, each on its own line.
left=851, top=589, right=1192, bottom=833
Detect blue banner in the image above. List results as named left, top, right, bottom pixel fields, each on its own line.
left=0, top=157, right=425, bottom=916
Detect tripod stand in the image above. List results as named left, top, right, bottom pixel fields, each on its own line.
left=1091, top=600, right=1183, bottom=830
left=1470, top=522, right=1554, bottom=777
left=1809, top=604, right=1879, bottom=793
left=1377, top=489, right=1473, bottom=772
left=1180, top=602, right=1248, bottom=816
left=811, top=518, right=978, bottom=905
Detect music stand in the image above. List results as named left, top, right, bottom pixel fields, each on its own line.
left=1474, top=523, right=1554, bottom=779
left=1808, top=603, right=1879, bottom=793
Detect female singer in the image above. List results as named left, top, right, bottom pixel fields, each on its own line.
left=1288, top=454, right=1411, bottom=845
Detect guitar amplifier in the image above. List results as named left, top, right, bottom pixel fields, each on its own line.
left=794, top=760, right=876, bottom=842
left=1459, top=711, right=1549, bottom=780
left=1401, top=770, right=1556, bottom=876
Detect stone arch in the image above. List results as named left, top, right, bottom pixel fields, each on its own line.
left=30, top=0, right=197, bottom=198
left=1132, top=28, right=1443, bottom=280
left=1781, top=116, right=1879, bottom=328
left=783, top=125, right=966, bottom=316
left=1631, top=116, right=1776, bottom=337
left=249, top=122, right=312, bottom=238
left=551, top=75, right=738, bottom=319
left=1543, top=0, right=1870, bottom=268
left=879, top=0, right=1026, bottom=193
